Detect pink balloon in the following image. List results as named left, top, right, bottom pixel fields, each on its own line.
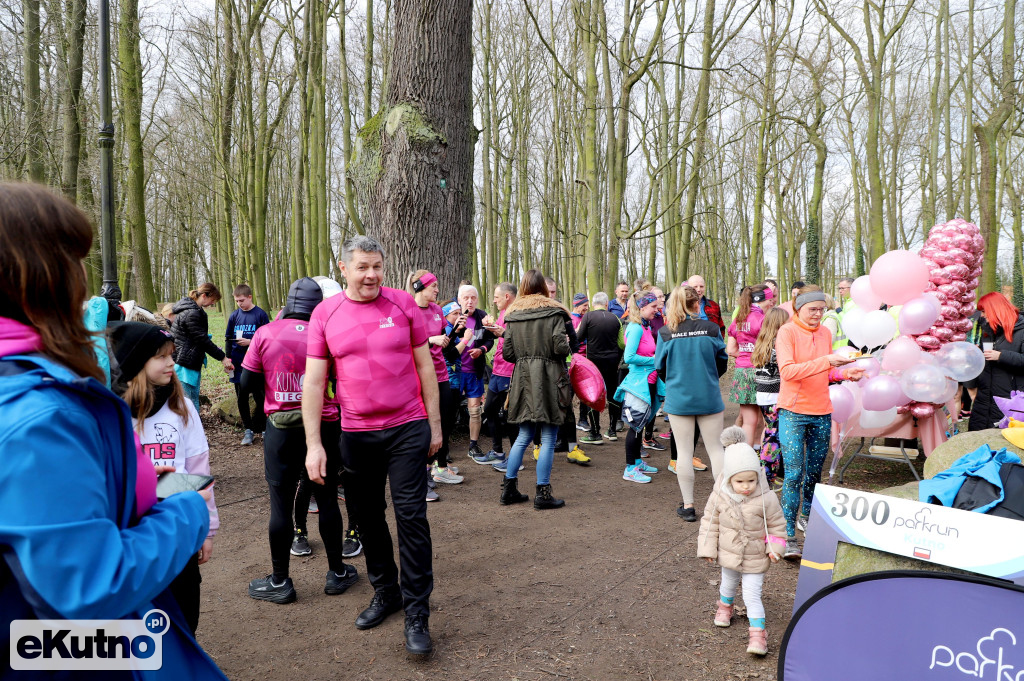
left=916, top=335, right=941, bottom=350
left=933, top=252, right=955, bottom=267
left=959, top=291, right=976, bottom=303
left=972, top=234, right=985, bottom=251
left=862, top=374, right=905, bottom=411
left=882, top=336, right=922, bottom=371
left=940, top=264, right=970, bottom=281
left=851, top=275, right=884, bottom=310
left=899, top=296, right=940, bottom=335
left=853, top=356, right=881, bottom=379
left=938, top=378, right=959, bottom=404
left=911, top=403, right=936, bottom=419
left=930, top=270, right=950, bottom=286
left=929, top=235, right=955, bottom=251
left=931, top=326, right=954, bottom=342
left=830, top=384, right=856, bottom=424
left=939, top=304, right=960, bottom=319
left=897, top=404, right=911, bottom=415
left=960, top=302, right=976, bottom=317
left=870, top=250, right=931, bottom=306
left=952, top=235, right=974, bottom=251
left=951, top=281, right=968, bottom=297
left=951, top=332, right=967, bottom=342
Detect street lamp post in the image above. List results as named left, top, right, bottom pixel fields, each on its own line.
left=97, top=0, right=121, bottom=304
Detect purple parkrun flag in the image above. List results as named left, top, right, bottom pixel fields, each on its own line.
left=779, top=571, right=1024, bottom=680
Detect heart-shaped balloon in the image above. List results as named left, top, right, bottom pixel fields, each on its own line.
left=932, top=327, right=954, bottom=342
left=911, top=403, right=936, bottom=419
left=933, top=252, right=955, bottom=267
left=920, top=246, right=940, bottom=260
left=951, top=281, right=968, bottom=297
left=916, top=335, right=941, bottom=350
left=959, top=291, right=976, bottom=303
left=941, top=264, right=970, bottom=281
left=951, top=332, right=967, bottom=342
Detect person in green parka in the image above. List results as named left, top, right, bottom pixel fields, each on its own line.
left=497, top=269, right=574, bottom=510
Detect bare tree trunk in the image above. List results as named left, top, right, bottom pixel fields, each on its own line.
left=60, top=0, right=87, bottom=201
left=23, top=0, right=44, bottom=181
left=358, top=0, right=474, bottom=294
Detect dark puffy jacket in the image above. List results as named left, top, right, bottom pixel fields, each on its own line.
left=502, top=294, right=572, bottom=425
left=969, top=315, right=1024, bottom=431
left=171, top=297, right=225, bottom=370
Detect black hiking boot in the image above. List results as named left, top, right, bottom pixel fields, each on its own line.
left=500, top=477, right=529, bottom=505
left=534, top=483, right=565, bottom=510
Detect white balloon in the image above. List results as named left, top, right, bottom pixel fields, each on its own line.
left=859, top=406, right=899, bottom=430
left=843, top=308, right=868, bottom=349
left=900, top=363, right=949, bottom=403
left=861, top=310, right=898, bottom=349
left=934, top=341, right=987, bottom=382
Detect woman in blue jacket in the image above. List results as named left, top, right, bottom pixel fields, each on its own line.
left=654, top=285, right=729, bottom=521
left=614, top=291, right=665, bottom=484
left=0, top=182, right=226, bottom=679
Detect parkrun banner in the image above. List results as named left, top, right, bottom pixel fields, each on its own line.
left=793, top=484, right=1024, bottom=610
left=779, top=572, right=1024, bottom=681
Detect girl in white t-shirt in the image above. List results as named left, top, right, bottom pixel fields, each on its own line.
left=109, top=322, right=218, bottom=634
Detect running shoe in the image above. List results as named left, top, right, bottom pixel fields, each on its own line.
left=796, top=515, right=809, bottom=533
left=342, top=528, right=363, bottom=558
left=248, top=575, right=297, bottom=604
left=426, top=489, right=440, bottom=502
left=432, top=465, right=464, bottom=484
left=636, top=460, right=658, bottom=474
left=640, top=449, right=651, bottom=458
left=308, top=498, right=319, bottom=514
left=676, top=505, right=697, bottom=522
left=324, top=565, right=359, bottom=595
left=642, top=438, right=666, bottom=451
left=657, top=431, right=673, bottom=439
left=622, top=465, right=651, bottom=483
left=692, top=456, right=708, bottom=472
left=472, top=449, right=503, bottom=465
left=603, top=429, right=618, bottom=442
left=290, top=530, right=312, bottom=556
left=575, top=422, right=590, bottom=432
left=467, top=443, right=484, bottom=459
left=784, top=537, right=802, bottom=561
left=492, top=458, right=524, bottom=473
left=772, top=478, right=784, bottom=491
left=241, top=429, right=254, bottom=446
left=667, top=460, right=677, bottom=475
left=566, top=446, right=591, bottom=465
left=579, top=433, right=603, bottom=445
left=615, top=421, right=627, bottom=433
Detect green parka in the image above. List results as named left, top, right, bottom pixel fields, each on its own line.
left=502, top=294, right=572, bottom=425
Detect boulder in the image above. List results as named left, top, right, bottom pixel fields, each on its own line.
left=923, top=428, right=1024, bottom=479
left=213, top=394, right=256, bottom=428
left=833, top=543, right=974, bottom=582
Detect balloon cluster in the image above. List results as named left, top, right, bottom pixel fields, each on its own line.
left=830, top=220, right=987, bottom=430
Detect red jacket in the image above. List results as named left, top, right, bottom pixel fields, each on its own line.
left=701, top=297, right=725, bottom=335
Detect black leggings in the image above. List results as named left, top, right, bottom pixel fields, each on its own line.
left=433, top=380, right=456, bottom=466
left=265, top=420, right=347, bottom=579
left=592, top=356, right=622, bottom=432
left=169, top=553, right=201, bottom=634
left=234, top=381, right=267, bottom=432
left=482, top=384, right=518, bottom=453
left=626, top=382, right=658, bottom=465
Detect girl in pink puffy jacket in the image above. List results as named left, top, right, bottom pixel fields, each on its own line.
left=698, top=426, right=787, bottom=657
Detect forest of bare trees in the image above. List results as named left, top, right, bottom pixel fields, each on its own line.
left=2, top=0, right=1023, bottom=313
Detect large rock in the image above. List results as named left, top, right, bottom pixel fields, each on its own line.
left=213, top=394, right=256, bottom=428
left=923, top=428, right=1024, bottom=479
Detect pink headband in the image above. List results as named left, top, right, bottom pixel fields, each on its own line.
left=418, top=272, right=437, bottom=287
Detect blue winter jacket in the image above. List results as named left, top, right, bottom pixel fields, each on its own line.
left=614, top=322, right=666, bottom=408
left=654, top=317, right=728, bottom=416
left=919, top=444, right=1022, bottom=512
left=0, top=353, right=227, bottom=680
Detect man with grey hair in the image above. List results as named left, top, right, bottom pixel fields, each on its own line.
left=302, top=235, right=441, bottom=656
left=576, top=291, right=624, bottom=443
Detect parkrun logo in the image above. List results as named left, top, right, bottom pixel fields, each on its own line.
left=9, top=609, right=169, bottom=671
left=929, top=627, right=1023, bottom=679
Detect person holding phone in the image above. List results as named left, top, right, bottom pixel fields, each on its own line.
left=453, top=284, right=497, bottom=462
left=108, top=321, right=220, bottom=634
left=775, top=288, right=864, bottom=561
left=0, top=183, right=225, bottom=678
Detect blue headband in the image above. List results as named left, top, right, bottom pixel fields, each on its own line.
left=637, top=292, right=658, bottom=309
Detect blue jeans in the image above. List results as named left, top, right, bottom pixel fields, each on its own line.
left=505, top=422, right=558, bottom=485
left=779, top=409, right=832, bottom=536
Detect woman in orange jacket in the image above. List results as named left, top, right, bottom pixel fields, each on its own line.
left=775, top=288, right=864, bottom=560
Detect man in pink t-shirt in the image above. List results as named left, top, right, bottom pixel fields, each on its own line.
left=302, top=236, right=441, bottom=657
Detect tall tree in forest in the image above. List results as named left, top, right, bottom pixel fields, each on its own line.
left=22, top=0, right=44, bottom=181
left=117, top=0, right=158, bottom=307
left=59, top=0, right=87, bottom=201
left=355, top=0, right=474, bottom=293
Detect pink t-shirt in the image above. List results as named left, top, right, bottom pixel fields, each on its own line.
left=727, top=305, right=765, bottom=369
left=307, top=287, right=429, bottom=432
left=417, top=302, right=448, bottom=383
left=637, top=324, right=658, bottom=384
left=491, top=310, right=514, bottom=378
left=133, top=433, right=157, bottom=517
left=243, top=318, right=340, bottom=420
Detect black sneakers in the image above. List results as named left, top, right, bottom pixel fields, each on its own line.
left=676, top=505, right=697, bottom=522
left=404, top=614, right=433, bottom=656
left=248, top=576, right=297, bottom=604
left=355, top=589, right=404, bottom=629
left=290, top=530, right=312, bottom=556
left=342, top=528, right=363, bottom=558
left=324, top=565, right=359, bottom=595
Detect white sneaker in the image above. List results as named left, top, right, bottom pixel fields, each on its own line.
left=432, top=465, right=464, bottom=484
left=796, top=515, right=809, bottom=533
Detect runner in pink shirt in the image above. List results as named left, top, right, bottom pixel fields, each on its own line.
left=302, top=236, right=441, bottom=657
left=243, top=277, right=359, bottom=606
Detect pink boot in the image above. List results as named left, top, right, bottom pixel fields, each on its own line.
left=747, top=627, right=768, bottom=656
left=713, top=600, right=733, bottom=627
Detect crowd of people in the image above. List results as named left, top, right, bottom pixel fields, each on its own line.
left=3, top=182, right=1024, bottom=670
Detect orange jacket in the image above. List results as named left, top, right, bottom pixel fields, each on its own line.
left=776, top=317, right=846, bottom=415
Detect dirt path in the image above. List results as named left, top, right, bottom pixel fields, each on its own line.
left=193, top=395, right=915, bottom=681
